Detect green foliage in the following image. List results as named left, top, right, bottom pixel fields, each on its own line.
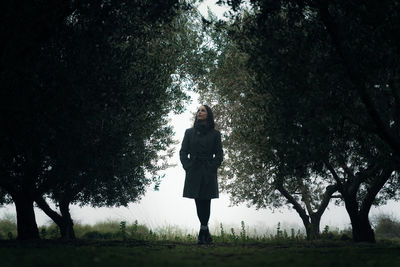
left=8, top=211, right=398, bottom=245
left=69, top=220, right=188, bottom=241
left=40, top=228, right=47, bottom=239
left=219, top=223, right=226, bottom=240
left=0, top=218, right=17, bottom=240
left=151, top=225, right=191, bottom=242
left=119, top=221, right=127, bottom=241
left=0, top=0, right=218, bottom=240
left=196, top=10, right=340, bottom=240
left=0, top=217, right=306, bottom=243
left=198, top=0, right=400, bottom=243
left=321, top=225, right=333, bottom=239
left=320, top=225, right=353, bottom=241
left=276, top=222, right=283, bottom=239
left=374, top=214, right=400, bottom=240
left=41, top=224, right=61, bottom=240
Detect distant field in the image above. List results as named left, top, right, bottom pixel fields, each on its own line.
left=1, top=240, right=400, bottom=267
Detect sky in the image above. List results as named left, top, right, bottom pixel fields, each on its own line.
left=1, top=0, right=399, bottom=235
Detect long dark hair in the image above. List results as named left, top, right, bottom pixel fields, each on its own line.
left=193, top=104, right=215, bottom=130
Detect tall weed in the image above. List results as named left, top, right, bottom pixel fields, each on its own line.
left=2, top=213, right=399, bottom=243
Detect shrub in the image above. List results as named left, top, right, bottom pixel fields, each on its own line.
left=46, top=223, right=61, bottom=239
left=73, top=223, right=94, bottom=239
left=320, top=225, right=352, bottom=241
left=82, top=231, right=105, bottom=239
left=0, top=216, right=17, bottom=240
left=91, top=220, right=121, bottom=233
left=127, top=220, right=153, bottom=240
left=374, top=214, right=400, bottom=239
left=321, top=225, right=335, bottom=240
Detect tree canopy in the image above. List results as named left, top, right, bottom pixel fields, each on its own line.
left=0, top=0, right=208, bottom=240
left=197, top=0, right=400, bottom=242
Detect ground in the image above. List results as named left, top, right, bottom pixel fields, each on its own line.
left=1, top=240, right=400, bottom=267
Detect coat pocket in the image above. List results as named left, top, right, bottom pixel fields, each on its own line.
left=184, top=160, right=194, bottom=171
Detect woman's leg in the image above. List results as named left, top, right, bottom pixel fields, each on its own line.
left=195, top=199, right=212, bottom=244
left=195, top=199, right=211, bottom=226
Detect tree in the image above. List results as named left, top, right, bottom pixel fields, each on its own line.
left=198, top=3, right=399, bottom=242
left=197, top=20, right=339, bottom=239
left=0, top=0, right=73, bottom=240
left=35, top=1, right=208, bottom=240
left=0, top=0, right=201, bottom=240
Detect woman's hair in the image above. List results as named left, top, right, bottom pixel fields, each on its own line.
left=193, top=104, right=215, bottom=130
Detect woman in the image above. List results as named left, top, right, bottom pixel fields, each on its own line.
left=179, top=105, right=223, bottom=244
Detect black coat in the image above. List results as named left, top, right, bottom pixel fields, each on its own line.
left=179, top=127, right=223, bottom=199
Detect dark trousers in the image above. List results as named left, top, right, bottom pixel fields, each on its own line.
left=195, top=199, right=211, bottom=226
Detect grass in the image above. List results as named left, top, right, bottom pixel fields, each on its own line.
left=0, top=239, right=399, bottom=267
left=1, top=215, right=400, bottom=266
left=0, top=216, right=377, bottom=243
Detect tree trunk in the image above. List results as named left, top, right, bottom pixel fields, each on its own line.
left=344, top=167, right=393, bottom=243
left=12, top=192, right=40, bottom=240
left=344, top=198, right=375, bottom=243
left=351, top=214, right=375, bottom=243
left=300, top=217, right=312, bottom=240
left=309, top=214, right=321, bottom=240
left=302, top=214, right=321, bottom=240
left=277, top=182, right=337, bottom=240
left=35, top=196, right=76, bottom=240
left=276, top=184, right=315, bottom=240
left=59, top=199, right=75, bottom=240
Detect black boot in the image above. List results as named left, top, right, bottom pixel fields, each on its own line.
left=204, top=229, right=213, bottom=244
left=197, top=229, right=206, bottom=245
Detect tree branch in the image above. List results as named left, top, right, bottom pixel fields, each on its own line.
left=359, top=168, right=394, bottom=218
left=34, top=195, right=63, bottom=226
left=315, top=184, right=338, bottom=217
left=296, top=176, right=313, bottom=215
left=276, top=181, right=310, bottom=224
left=341, top=163, right=354, bottom=181
left=324, top=160, right=344, bottom=193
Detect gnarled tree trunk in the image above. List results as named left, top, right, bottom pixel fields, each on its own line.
left=35, top=196, right=75, bottom=240
left=334, top=165, right=394, bottom=243
left=59, top=198, right=75, bottom=240
left=10, top=189, right=40, bottom=240
left=277, top=183, right=337, bottom=240
left=308, top=214, right=321, bottom=240
left=344, top=196, right=375, bottom=243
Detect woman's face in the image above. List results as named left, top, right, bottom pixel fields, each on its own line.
left=197, top=105, right=208, bottom=121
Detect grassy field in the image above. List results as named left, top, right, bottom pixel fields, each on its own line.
left=1, top=216, right=400, bottom=266
left=1, top=239, right=400, bottom=267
